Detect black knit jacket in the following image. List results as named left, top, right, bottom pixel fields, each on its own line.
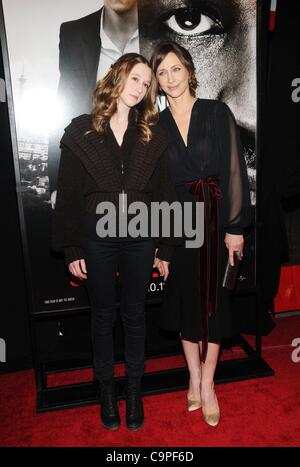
left=52, top=113, right=179, bottom=265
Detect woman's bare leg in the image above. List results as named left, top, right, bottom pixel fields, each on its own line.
left=181, top=338, right=201, bottom=402
left=199, top=341, right=221, bottom=425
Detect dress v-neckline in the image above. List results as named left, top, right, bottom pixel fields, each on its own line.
left=167, top=99, right=199, bottom=149
left=109, top=122, right=126, bottom=149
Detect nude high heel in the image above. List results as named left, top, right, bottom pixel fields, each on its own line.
left=201, top=388, right=220, bottom=427
left=187, top=395, right=202, bottom=412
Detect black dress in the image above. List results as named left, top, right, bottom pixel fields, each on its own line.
left=158, top=99, right=252, bottom=357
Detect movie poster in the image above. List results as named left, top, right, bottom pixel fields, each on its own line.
left=1, top=0, right=256, bottom=316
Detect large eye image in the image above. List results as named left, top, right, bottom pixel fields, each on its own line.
left=163, top=7, right=224, bottom=36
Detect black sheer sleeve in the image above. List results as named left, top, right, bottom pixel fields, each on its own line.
left=51, top=145, right=86, bottom=265
left=151, top=150, right=182, bottom=262
left=218, top=103, right=252, bottom=235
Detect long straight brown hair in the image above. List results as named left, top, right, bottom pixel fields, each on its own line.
left=91, top=53, right=158, bottom=143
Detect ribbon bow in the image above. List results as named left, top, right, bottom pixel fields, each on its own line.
left=187, top=176, right=222, bottom=362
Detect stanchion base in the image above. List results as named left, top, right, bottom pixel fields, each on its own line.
left=37, top=356, right=274, bottom=412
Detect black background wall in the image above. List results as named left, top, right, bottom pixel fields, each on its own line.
left=0, top=46, right=32, bottom=372
left=267, top=0, right=300, bottom=265
left=261, top=0, right=300, bottom=313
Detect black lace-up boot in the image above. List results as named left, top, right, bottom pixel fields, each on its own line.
left=126, top=376, right=144, bottom=430
left=99, top=378, right=120, bottom=430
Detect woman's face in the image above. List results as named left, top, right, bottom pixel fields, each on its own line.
left=156, top=52, right=191, bottom=99
left=118, top=63, right=152, bottom=108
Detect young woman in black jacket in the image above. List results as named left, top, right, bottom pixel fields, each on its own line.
left=52, top=53, right=176, bottom=431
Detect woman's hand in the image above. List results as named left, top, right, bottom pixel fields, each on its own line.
left=155, top=259, right=170, bottom=281
left=68, top=259, right=87, bottom=280
left=224, top=233, right=244, bottom=266
left=153, top=248, right=159, bottom=268
left=153, top=249, right=170, bottom=280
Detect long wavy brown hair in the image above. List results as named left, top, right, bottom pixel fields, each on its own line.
left=90, top=53, right=158, bottom=143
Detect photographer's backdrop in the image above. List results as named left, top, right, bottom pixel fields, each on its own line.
left=0, top=0, right=299, bottom=373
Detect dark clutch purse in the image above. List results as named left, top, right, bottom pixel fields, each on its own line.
left=222, top=251, right=242, bottom=290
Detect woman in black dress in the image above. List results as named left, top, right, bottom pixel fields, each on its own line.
left=151, top=42, right=252, bottom=427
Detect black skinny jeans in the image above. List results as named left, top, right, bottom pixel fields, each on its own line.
left=85, top=224, right=155, bottom=382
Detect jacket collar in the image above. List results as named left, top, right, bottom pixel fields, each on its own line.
left=75, top=9, right=102, bottom=89
left=60, top=114, right=168, bottom=190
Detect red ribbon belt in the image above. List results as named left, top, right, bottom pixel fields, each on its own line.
left=187, top=176, right=222, bottom=362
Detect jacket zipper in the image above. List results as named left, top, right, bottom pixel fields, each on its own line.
left=121, top=159, right=125, bottom=214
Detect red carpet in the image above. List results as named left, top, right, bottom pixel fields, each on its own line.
left=0, top=314, right=300, bottom=447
